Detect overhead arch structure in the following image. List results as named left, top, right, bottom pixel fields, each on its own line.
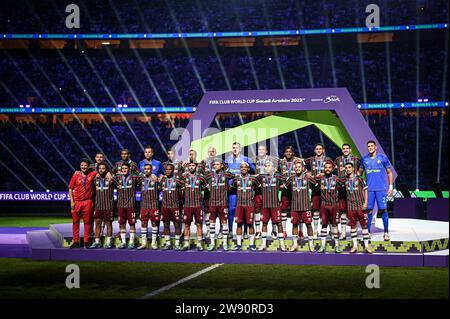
left=173, top=88, right=397, bottom=181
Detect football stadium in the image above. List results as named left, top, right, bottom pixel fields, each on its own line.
left=0, top=0, right=448, bottom=308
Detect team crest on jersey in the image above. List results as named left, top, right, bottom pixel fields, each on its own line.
left=95, top=179, right=110, bottom=189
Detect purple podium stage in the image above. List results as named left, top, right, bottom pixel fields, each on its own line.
left=0, top=218, right=447, bottom=268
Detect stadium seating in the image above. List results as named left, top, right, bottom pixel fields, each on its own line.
left=0, top=0, right=448, bottom=33
left=0, top=110, right=447, bottom=191
left=0, top=42, right=447, bottom=107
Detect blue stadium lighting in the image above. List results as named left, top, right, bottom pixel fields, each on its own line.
left=2, top=23, right=447, bottom=40
left=0, top=102, right=447, bottom=114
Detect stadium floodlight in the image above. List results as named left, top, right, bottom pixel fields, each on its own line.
left=118, top=104, right=122, bottom=108
left=19, top=104, right=24, bottom=108
left=424, top=98, right=429, bottom=102
left=102, top=42, right=111, bottom=45
left=30, top=190, right=33, bottom=192
left=123, top=104, right=128, bottom=108
left=418, top=99, right=423, bottom=102
left=46, top=189, right=50, bottom=192
left=25, top=104, right=30, bottom=108
left=432, top=182, right=443, bottom=198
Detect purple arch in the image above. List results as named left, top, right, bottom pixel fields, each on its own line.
left=176, top=88, right=397, bottom=180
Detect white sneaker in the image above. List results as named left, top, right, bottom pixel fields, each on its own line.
left=384, top=232, right=390, bottom=241
left=289, top=245, right=298, bottom=252
left=151, top=242, right=158, bottom=250
left=279, top=243, right=287, bottom=252
left=217, top=233, right=223, bottom=239
left=258, top=245, right=267, bottom=251
left=137, top=243, right=147, bottom=250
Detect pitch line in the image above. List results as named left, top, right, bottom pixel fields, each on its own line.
left=138, top=263, right=224, bottom=299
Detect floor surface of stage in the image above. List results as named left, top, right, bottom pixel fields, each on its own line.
left=0, top=219, right=448, bottom=267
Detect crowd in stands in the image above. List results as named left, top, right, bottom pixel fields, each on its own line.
left=0, top=110, right=448, bottom=191
left=0, top=0, right=447, bottom=34
left=0, top=41, right=447, bottom=107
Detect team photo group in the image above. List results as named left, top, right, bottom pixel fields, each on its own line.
left=68, top=140, right=394, bottom=254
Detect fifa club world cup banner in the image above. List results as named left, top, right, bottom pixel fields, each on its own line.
left=0, top=192, right=146, bottom=201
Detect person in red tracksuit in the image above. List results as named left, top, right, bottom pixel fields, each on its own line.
left=68, top=159, right=110, bottom=248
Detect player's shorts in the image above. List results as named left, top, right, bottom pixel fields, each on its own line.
left=140, top=208, right=160, bottom=223
left=161, top=208, right=180, bottom=223
left=368, top=190, right=387, bottom=210
left=320, top=205, right=340, bottom=226
left=118, top=207, right=136, bottom=225
left=291, top=211, right=313, bottom=224
left=94, top=210, right=113, bottom=222
left=72, top=199, right=94, bottom=217
left=235, top=206, right=255, bottom=225
left=347, top=209, right=369, bottom=228
left=208, top=206, right=228, bottom=224
left=183, top=207, right=203, bottom=224
left=280, top=195, right=291, bottom=211
left=261, top=208, right=281, bottom=224
left=338, top=188, right=347, bottom=212
left=254, top=194, right=263, bottom=212
left=311, top=195, right=321, bottom=212
left=338, top=198, right=347, bottom=213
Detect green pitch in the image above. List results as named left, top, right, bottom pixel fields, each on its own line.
left=0, top=258, right=447, bottom=299
left=0, top=216, right=71, bottom=227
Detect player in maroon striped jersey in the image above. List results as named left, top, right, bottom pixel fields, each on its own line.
left=178, top=162, right=207, bottom=251
left=137, top=164, right=159, bottom=250
left=204, top=159, right=235, bottom=251
left=305, top=143, right=333, bottom=239
left=251, top=145, right=278, bottom=239
left=283, top=160, right=317, bottom=252
left=315, top=160, right=345, bottom=253
left=162, top=149, right=183, bottom=178
left=111, top=162, right=141, bottom=249
left=200, top=147, right=218, bottom=239
left=278, top=146, right=302, bottom=240
left=89, top=151, right=107, bottom=172
left=256, top=160, right=287, bottom=251
left=159, top=163, right=183, bottom=250
left=334, top=144, right=361, bottom=240
left=232, top=162, right=260, bottom=251
left=89, top=162, right=115, bottom=249
left=344, top=162, right=372, bottom=253
left=113, top=149, right=139, bottom=175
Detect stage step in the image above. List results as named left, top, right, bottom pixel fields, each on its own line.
left=26, top=230, right=58, bottom=260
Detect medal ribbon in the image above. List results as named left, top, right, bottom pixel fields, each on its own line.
left=241, top=175, right=250, bottom=192
left=122, top=175, right=130, bottom=188
left=144, top=177, right=151, bottom=192
left=325, top=176, right=334, bottom=191
left=189, top=175, right=198, bottom=188
left=294, top=175, right=304, bottom=190
left=214, top=172, right=222, bottom=188
left=99, top=177, right=105, bottom=190
left=166, top=177, right=174, bottom=192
